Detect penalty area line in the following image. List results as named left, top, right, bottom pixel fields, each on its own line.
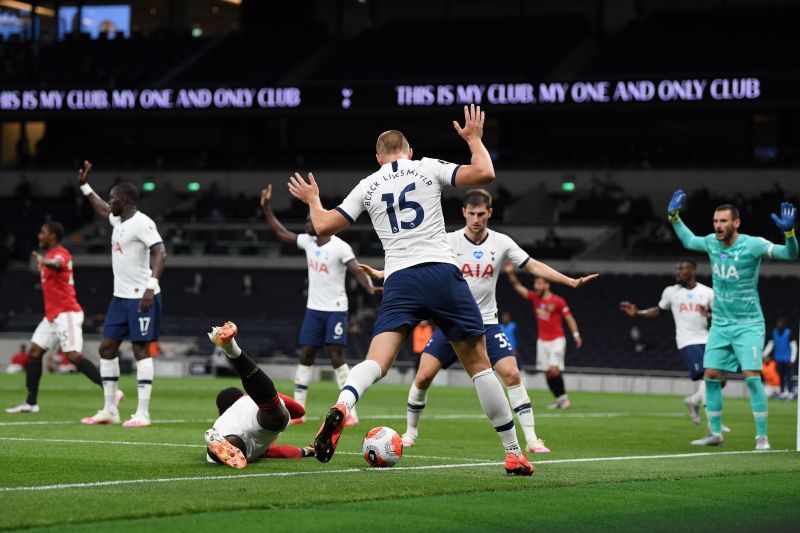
left=0, top=449, right=790, bottom=493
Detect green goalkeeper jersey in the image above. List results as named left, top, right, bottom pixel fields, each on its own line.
left=672, top=219, right=798, bottom=326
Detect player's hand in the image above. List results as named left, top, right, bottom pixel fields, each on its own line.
left=287, top=172, right=319, bottom=205
left=260, top=185, right=272, bottom=208
left=358, top=263, right=385, bottom=280
left=619, top=301, right=639, bottom=317
left=368, top=286, right=384, bottom=295
left=574, top=335, right=583, bottom=349
left=77, top=160, right=92, bottom=184
left=31, top=251, right=43, bottom=267
left=453, top=104, right=484, bottom=142
left=697, top=304, right=711, bottom=318
left=570, top=273, right=599, bottom=289
left=667, top=189, right=686, bottom=218
left=139, top=289, right=155, bottom=312
left=503, top=261, right=516, bottom=275
left=770, top=201, right=797, bottom=233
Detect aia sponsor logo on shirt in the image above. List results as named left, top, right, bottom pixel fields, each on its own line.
left=308, top=260, right=329, bottom=274
left=461, top=263, right=494, bottom=278
left=679, top=302, right=705, bottom=313
left=113, top=242, right=123, bottom=254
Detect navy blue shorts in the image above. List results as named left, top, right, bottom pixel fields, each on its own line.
left=679, top=344, right=706, bottom=380
left=298, top=309, right=348, bottom=347
left=424, top=324, right=515, bottom=369
left=102, top=294, right=162, bottom=342
left=372, top=263, right=485, bottom=342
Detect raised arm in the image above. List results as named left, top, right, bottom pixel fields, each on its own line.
left=346, top=260, right=381, bottom=295
left=667, top=189, right=708, bottom=252
left=522, top=259, right=599, bottom=289
left=452, top=104, right=496, bottom=187
left=288, top=172, right=351, bottom=237
left=619, top=301, right=663, bottom=319
left=768, top=202, right=799, bottom=261
left=260, top=185, right=298, bottom=245
left=504, top=263, right=533, bottom=299
left=76, top=161, right=111, bottom=219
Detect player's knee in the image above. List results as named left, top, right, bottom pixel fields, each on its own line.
left=299, top=347, right=317, bottom=366
left=327, top=347, right=346, bottom=368
left=502, top=368, right=521, bottom=387
left=415, top=374, right=434, bottom=390
left=98, top=344, right=116, bottom=359
left=28, top=345, right=45, bottom=359
left=258, top=402, right=290, bottom=432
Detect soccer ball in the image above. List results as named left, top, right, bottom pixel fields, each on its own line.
left=362, top=426, right=403, bottom=467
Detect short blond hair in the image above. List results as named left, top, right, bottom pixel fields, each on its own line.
left=376, top=130, right=410, bottom=156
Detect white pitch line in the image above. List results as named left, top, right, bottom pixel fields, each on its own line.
left=0, top=418, right=215, bottom=427
left=361, top=412, right=685, bottom=420
left=0, top=449, right=790, bottom=493
left=0, top=436, right=494, bottom=464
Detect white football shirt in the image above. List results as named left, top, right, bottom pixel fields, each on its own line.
left=108, top=211, right=163, bottom=298
left=296, top=234, right=355, bottom=312
left=658, top=282, right=714, bottom=349
left=212, top=395, right=282, bottom=462
left=336, top=157, right=460, bottom=279
left=449, top=229, right=530, bottom=325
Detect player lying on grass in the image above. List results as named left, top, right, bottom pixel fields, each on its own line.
left=359, top=189, right=598, bottom=454
left=205, top=322, right=314, bottom=468
left=668, top=190, right=797, bottom=450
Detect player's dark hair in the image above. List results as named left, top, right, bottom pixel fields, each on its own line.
left=216, top=387, right=244, bottom=415
left=43, top=222, right=64, bottom=242
left=678, top=258, right=696, bottom=269
left=376, top=130, right=410, bottom=156
left=715, top=204, right=740, bottom=219
left=464, top=189, right=492, bottom=208
left=113, top=182, right=140, bottom=203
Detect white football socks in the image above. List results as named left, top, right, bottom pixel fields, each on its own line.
left=405, top=382, right=428, bottom=437
left=472, top=369, right=520, bottom=457
left=334, top=363, right=358, bottom=419
left=337, top=359, right=382, bottom=411
left=135, top=357, right=154, bottom=417
left=100, top=357, right=120, bottom=414
left=507, top=384, right=537, bottom=444
left=294, top=364, right=313, bottom=408
left=691, top=380, right=706, bottom=406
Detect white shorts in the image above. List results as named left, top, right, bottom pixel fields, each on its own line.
left=536, top=337, right=566, bottom=371
left=31, top=311, right=84, bottom=353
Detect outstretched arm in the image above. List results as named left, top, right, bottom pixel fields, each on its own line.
left=619, top=301, right=663, bottom=319
left=504, top=264, right=532, bottom=299
left=523, top=259, right=598, bottom=289
left=260, top=185, right=298, bottom=245
left=452, top=104, right=496, bottom=187
left=287, top=173, right=350, bottom=237
left=768, top=202, right=799, bottom=261
left=32, top=251, right=63, bottom=271
left=346, top=260, right=381, bottom=295
left=76, top=161, right=111, bottom=219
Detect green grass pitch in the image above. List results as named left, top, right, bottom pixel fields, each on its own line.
left=1, top=373, right=799, bottom=531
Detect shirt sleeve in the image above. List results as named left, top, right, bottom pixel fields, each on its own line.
left=137, top=217, right=163, bottom=248
left=50, top=250, right=68, bottom=267
left=500, top=233, right=531, bottom=268
left=339, top=240, right=356, bottom=264
left=296, top=233, right=309, bottom=250
left=421, top=157, right=461, bottom=187
left=658, top=287, right=671, bottom=310
left=335, top=182, right=365, bottom=224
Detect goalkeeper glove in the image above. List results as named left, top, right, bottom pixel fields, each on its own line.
left=771, top=201, right=797, bottom=237
left=667, top=189, right=686, bottom=222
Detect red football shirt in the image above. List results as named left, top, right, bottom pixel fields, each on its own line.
left=40, top=245, right=82, bottom=321
left=527, top=290, right=570, bottom=341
